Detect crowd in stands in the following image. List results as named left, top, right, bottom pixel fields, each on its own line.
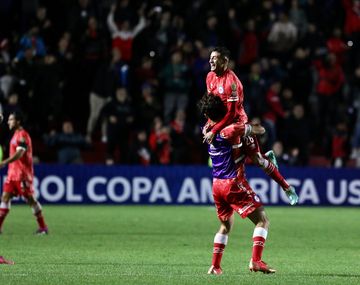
left=0, top=0, right=360, bottom=167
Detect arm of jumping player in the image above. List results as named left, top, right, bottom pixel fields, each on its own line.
left=203, top=100, right=236, bottom=143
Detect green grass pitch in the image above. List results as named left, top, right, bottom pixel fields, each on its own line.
left=0, top=205, right=359, bottom=285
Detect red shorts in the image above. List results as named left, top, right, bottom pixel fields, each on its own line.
left=3, top=179, right=34, bottom=197
left=213, top=176, right=262, bottom=221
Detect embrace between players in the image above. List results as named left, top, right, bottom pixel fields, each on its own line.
left=200, top=47, right=299, bottom=274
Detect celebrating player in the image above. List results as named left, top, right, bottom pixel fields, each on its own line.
left=199, top=94, right=281, bottom=274
left=204, top=46, right=298, bottom=205
left=0, top=111, right=48, bottom=235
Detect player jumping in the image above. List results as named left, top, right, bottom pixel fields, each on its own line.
left=199, top=94, right=288, bottom=274
left=203, top=46, right=298, bottom=205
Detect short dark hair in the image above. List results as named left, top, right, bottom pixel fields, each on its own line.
left=11, top=110, right=25, bottom=124
left=198, top=93, right=226, bottom=122
left=212, top=46, right=231, bottom=61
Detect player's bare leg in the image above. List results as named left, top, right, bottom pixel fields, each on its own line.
left=247, top=207, right=276, bottom=274
left=0, top=192, right=12, bottom=233
left=25, top=195, right=48, bottom=235
left=208, top=215, right=234, bottom=275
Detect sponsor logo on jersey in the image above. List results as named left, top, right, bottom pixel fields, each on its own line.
left=218, top=86, right=224, bottom=94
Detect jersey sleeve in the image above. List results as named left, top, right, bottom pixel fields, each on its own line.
left=16, top=132, right=28, bottom=152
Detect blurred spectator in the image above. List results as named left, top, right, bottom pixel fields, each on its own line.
left=197, top=11, right=223, bottom=48
left=331, top=121, right=350, bottom=168
left=67, top=0, right=96, bottom=43
left=268, top=12, right=298, bottom=61
left=100, top=87, right=134, bottom=165
left=44, top=120, right=88, bottom=164
left=238, top=19, right=259, bottom=71
left=351, top=66, right=360, bottom=166
left=149, top=117, right=171, bottom=165
left=263, top=81, right=288, bottom=147
left=31, top=6, right=54, bottom=48
left=107, top=3, right=146, bottom=62
left=192, top=46, right=210, bottom=96
left=326, top=27, right=348, bottom=65
left=314, top=53, right=345, bottom=131
left=134, top=56, right=159, bottom=90
left=15, top=26, right=46, bottom=61
left=136, top=83, right=162, bottom=132
left=160, top=50, right=190, bottom=123
left=242, top=62, right=267, bottom=119
left=170, top=110, right=193, bottom=164
left=271, top=141, right=289, bottom=166
left=128, top=129, right=154, bottom=165
left=281, top=104, right=310, bottom=165
left=31, top=54, right=63, bottom=131
left=288, top=47, right=313, bottom=106
left=289, top=0, right=308, bottom=39
left=86, top=48, right=128, bottom=142
left=342, top=0, right=360, bottom=36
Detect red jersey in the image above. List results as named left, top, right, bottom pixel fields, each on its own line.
left=206, top=69, right=248, bottom=134
left=7, top=128, right=34, bottom=181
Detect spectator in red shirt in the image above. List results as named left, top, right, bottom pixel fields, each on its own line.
left=314, top=53, right=345, bottom=129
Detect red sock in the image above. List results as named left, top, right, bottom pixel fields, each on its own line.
left=252, top=227, right=267, bottom=262
left=35, top=211, right=47, bottom=229
left=211, top=233, right=228, bottom=268
left=0, top=208, right=9, bottom=231
left=262, top=159, right=290, bottom=190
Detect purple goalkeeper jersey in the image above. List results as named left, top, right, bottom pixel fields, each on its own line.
left=208, top=134, right=237, bottom=179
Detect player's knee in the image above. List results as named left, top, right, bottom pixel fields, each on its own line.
left=26, top=196, right=36, bottom=206
left=219, top=223, right=232, bottom=234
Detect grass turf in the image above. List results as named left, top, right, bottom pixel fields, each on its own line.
left=0, top=206, right=359, bottom=285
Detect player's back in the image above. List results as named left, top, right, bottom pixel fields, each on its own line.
left=209, top=132, right=245, bottom=179
left=8, top=129, right=34, bottom=181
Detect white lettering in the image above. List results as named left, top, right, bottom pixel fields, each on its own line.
left=41, top=175, right=65, bottom=202
left=108, top=177, right=131, bottom=202
left=249, top=178, right=268, bottom=203
left=133, top=177, right=152, bottom=202
left=149, top=178, right=171, bottom=203
left=327, top=180, right=347, bottom=205
left=299, top=179, right=319, bottom=204
left=349, top=180, right=360, bottom=204
left=200, top=178, right=213, bottom=203
left=65, top=177, right=82, bottom=202
left=87, top=177, right=107, bottom=202
left=32, top=177, right=40, bottom=200
left=177, top=178, right=199, bottom=203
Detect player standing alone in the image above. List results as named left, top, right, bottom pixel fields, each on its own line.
left=0, top=111, right=48, bottom=235
left=204, top=46, right=297, bottom=204
left=0, top=113, right=14, bottom=265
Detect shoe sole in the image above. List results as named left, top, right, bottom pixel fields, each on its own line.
left=249, top=267, right=276, bottom=274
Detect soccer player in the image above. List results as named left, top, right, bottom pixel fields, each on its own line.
left=0, top=111, right=48, bottom=235
left=199, top=94, right=287, bottom=274
left=204, top=46, right=297, bottom=205
left=0, top=113, right=14, bottom=265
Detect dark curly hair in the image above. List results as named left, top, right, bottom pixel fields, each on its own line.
left=198, top=93, right=226, bottom=122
